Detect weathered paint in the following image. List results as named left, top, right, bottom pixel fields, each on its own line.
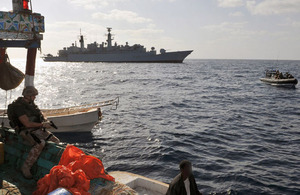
left=0, top=11, right=44, bottom=40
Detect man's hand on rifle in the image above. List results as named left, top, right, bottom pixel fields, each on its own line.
left=42, top=121, right=52, bottom=129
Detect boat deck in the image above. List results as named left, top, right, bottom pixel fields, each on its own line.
left=110, top=171, right=169, bottom=195
left=1, top=164, right=36, bottom=195
left=0, top=127, right=138, bottom=194
left=0, top=127, right=65, bottom=194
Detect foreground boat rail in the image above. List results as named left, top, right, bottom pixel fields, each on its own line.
left=0, top=97, right=120, bottom=133
left=43, top=97, right=119, bottom=116
left=0, top=97, right=119, bottom=116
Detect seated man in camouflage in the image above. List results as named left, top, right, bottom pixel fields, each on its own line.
left=7, top=86, right=60, bottom=179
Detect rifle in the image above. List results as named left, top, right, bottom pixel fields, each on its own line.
left=49, top=121, right=58, bottom=129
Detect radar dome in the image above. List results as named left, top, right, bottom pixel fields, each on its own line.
left=160, top=49, right=166, bottom=54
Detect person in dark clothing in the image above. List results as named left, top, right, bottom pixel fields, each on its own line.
left=166, top=160, right=202, bottom=195
left=7, top=86, right=60, bottom=179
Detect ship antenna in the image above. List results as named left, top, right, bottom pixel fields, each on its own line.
left=78, top=29, right=84, bottom=50
left=106, top=27, right=113, bottom=48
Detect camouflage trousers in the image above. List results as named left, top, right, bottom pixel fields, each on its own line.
left=20, top=129, right=60, bottom=175
left=20, top=128, right=60, bottom=146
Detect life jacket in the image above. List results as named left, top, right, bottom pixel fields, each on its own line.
left=7, top=97, right=44, bottom=133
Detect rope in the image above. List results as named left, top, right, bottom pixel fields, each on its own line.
left=9, top=90, right=12, bottom=101
left=30, top=0, right=33, bottom=11
left=1, top=91, right=8, bottom=127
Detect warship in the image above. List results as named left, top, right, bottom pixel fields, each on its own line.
left=43, top=28, right=193, bottom=63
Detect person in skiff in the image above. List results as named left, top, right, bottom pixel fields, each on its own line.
left=166, top=160, right=202, bottom=195
left=7, top=86, right=60, bottom=179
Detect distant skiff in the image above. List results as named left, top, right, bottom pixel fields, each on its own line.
left=0, top=98, right=119, bottom=133
left=260, top=78, right=298, bottom=86
left=260, top=70, right=298, bottom=87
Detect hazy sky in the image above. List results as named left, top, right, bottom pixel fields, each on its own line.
left=1, top=0, right=300, bottom=60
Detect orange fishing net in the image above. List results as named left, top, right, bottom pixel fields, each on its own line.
left=33, top=145, right=115, bottom=195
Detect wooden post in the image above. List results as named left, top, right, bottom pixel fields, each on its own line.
left=0, top=48, right=6, bottom=64
left=25, top=48, right=37, bottom=87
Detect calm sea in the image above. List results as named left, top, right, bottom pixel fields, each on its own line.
left=1, top=59, right=299, bottom=194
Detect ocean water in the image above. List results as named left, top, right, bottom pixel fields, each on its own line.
left=1, top=59, right=300, bottom=194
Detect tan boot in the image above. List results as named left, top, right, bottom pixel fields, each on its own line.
left=21, top=140, right=45, bottom=179
left=21, top=162, right=33, bottom=179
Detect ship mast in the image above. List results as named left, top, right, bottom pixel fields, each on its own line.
left=79, top=29, right=84, bottom=51
left=106, top=27, right=113, bottom=48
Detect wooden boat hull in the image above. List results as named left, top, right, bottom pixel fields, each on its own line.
left=0, top=127, right=136, bottom=194
left=109, top=171, right=169, bottom=195
left=44, top=108, right=100, bottom=133
left=0, top=108, right=100, bottom=133
left=0, top=127, right=65, bottom=194
left=0, top=98, right=119, bottom=133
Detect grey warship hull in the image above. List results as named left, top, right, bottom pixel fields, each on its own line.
left=43, top=28, right=193, bottom=63
left=43, top=50, right=193, bottom=63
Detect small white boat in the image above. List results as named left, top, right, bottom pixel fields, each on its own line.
left=0, top=98, right=119, bottom=133
left=42, top=107, right=101, bottom=133
left=109, top=171, right=169, bottom=195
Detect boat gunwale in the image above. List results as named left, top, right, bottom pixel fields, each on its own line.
left=260, top=77, right=298, bottom=84
left=0, top=98, right=119, bottom=117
